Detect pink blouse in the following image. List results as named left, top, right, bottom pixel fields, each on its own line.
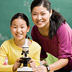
left=31, top=22, right=72, bottom=69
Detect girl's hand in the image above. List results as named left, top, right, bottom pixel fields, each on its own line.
left=28, top=59, right=37, bottom=68
left=12, top=59, right=21, bottom=72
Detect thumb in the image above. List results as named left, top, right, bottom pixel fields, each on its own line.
left=40, top=60, right=48, bottom=65
left=43, top=61, right=48, bottom=64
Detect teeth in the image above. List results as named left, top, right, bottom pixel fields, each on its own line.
left=37, top=20, right=43, bottom=23
left=37, top=21, right=43, bottom=24
left=38, top=21, right=42, bottom=23
left=16, top=34, right=21, bottom=36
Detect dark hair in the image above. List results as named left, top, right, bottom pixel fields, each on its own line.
left=31, top=0, right=51, bottom=12
left=49, top=10, right=66, bottom=39
left=31, top=0, right=66, bottom=39
left=10, top=13, right=29, bottom=27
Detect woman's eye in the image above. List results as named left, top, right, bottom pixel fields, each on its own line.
left=32, top=13, right=37, bottom=15
left=21, top=27, right=24, bottom=28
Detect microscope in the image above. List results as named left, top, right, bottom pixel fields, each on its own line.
left=17, top=37, right=33, bottom=72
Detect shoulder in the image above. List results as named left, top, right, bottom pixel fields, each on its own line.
left=31, top=25, right=38, bottom=33
left=31, top=40, right=41, bottom=50
left=57, top=22, right=72, bottom=35
left=1, top=38, right=14, bottom=46
left=31, top=25, right=39, bottom=40
left=32, top=25, right=37, bottom=29
left=56, top=22, right=72, bottom=41
left=1, top=38, right=14, bottom=53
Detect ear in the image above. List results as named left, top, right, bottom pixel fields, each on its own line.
left=49, top=9, right=52, bottom=17
left=27, top=26, right=30, bottom=32
left=10, top=26, right=11, bottom=30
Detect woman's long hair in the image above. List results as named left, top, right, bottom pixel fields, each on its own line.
left=49, top=9, right=66, bottom=39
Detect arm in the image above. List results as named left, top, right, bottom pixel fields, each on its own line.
left=33, top=58, right=68, bottom=72
left=0, top=41, right=21, bottom=72
left=0, top=43, right=21, bottom=72
left=33, top=45, right=41, bottom=66
left=29, top=41, right=41, bottom=67
left=0, top=46, right=13, bottom=72
left=49, top=58, right=68, bottom=71
left=49, top=23, right=71, bottom=71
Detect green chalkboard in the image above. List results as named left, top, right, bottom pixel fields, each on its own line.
left=0, top=0, right=72, bottom=45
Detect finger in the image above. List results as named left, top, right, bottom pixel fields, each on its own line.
left=28, top=59, right=34, bottom=63
left=33, top=66, right=42, bottom=72
left=28, top=59, right=37, bottom=64
left=43, top=61, right=48, bottom=64
left=30, top=60, right=37, bottom=68
left=16, top=58, right=22, bottom=63
left=30, top=62, right=36, bottom=68
left=40, top=60, right=48, bottom=65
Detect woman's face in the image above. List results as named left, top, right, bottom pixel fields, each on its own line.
left=10, top=18, right=30, bottom=41
left=32, top=6, right=52, bottom=28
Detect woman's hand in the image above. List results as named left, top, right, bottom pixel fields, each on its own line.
left=33, top=65, right=48, bottom=72
left=29, top=59, right=49, bottom=72
left=12, top=59, right=21, bottom=72
left=40, top=60, right=48, bottom=65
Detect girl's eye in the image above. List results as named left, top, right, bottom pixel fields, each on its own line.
left=13, top=27, right=16, bottom=28
left=41, top=13, right=45, bottom=15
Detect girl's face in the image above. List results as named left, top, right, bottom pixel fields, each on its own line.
left=32, top=6, right=52, bottom=28
left=10, top=18, right=30, bottom=41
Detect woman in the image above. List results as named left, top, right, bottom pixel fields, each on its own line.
left=30, top=0, right=72, bottom=72
left=0, top=13, right=41, bottom=72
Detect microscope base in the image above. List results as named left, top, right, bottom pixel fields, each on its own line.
left=17, top=67, right=33, bottom=72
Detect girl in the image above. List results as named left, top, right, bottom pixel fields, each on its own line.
left=0, top=13, right=41, bottom=72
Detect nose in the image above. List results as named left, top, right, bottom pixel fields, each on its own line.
left=37, top=15, right=42, bottom=20
left=16, top=28, right=21, bottom=32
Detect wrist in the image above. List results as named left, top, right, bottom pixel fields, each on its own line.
left=12, top=65, right=16, bottom=72
left=46, top=65, right=50, bottom=72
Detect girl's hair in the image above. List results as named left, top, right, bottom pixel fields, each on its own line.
left=10, top=13, right=29, bottom=27
left=31, top=0, right=66, bottom=39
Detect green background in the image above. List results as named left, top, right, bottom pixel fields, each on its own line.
left=0, top=0, right=72, bottom=45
